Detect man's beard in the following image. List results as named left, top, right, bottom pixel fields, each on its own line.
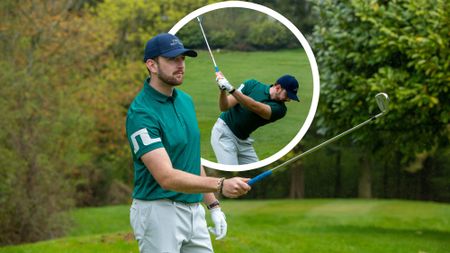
left=157, top=66, right=183, bottom=86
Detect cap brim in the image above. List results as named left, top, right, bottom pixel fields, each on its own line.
left=287, top=92, right=299, bottom=102
left=161, top=48, right=198, bottom=58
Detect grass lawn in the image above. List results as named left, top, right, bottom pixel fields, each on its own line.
left=1, top=199, right=449, bottom=253
left=181, top=49, right=314, bottom=162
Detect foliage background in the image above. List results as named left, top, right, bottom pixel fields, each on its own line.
left=0, top=0, right=448, bottom=246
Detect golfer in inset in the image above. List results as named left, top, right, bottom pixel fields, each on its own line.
left=126, top=33, right=251, bottom=253
left=211, top=72, right=300, bottom=165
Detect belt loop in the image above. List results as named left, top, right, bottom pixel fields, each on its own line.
left=166, top=199, right=175, bottom=206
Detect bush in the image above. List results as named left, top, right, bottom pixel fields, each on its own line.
left=210, top=29, right=236, bottom=49
left=310, top=0, right=449, bottom=200
left=177, top=22, right=205, bottom=49
left=246, top=19, right=292, bottom=50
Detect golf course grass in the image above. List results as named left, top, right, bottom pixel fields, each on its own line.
left=1, top=199, right=448, bottom=253
left=181, top=49, right=314, bottom=162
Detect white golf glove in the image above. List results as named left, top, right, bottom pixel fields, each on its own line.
left=208, top=207, right=227, bottom=240
left=216, top=72, right=235, bottom=93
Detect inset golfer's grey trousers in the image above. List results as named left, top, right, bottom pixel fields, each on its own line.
left=211, top=118, right=259, bottom=165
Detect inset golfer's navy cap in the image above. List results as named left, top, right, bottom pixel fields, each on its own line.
left=143, top=33, right=197, bottom=62
left=276, top=75, right=300, bottom=101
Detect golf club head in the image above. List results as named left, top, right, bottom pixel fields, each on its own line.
left=375, top=92, right=389, bottom=114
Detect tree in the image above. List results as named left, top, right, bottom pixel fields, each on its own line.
left=0, top=0, right=113, bottom=244
left=251, top=0, right=316, bottom=35
left=311, top=0, right=449, bottom=197
left=289, top=145, right=305, bottom=198
left=95, top=0, right=213, bottom=61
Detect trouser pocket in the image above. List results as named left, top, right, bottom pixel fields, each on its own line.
left=130, top=200, right=152, bottom=241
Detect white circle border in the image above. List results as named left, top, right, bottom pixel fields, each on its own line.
left=169, top=1, right=320, bottom=172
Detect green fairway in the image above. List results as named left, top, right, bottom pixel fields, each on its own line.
left=1, top=199, right=449, bottom=253
left=181, top=49, right=314, bottom=162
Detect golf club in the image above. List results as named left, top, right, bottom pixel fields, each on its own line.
left=248, top=92, right=390, bottom=186
left=196, top=16, right=219, bottom=73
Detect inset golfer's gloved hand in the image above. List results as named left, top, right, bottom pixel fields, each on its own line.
left=208, top=207, right=227, bottom=240
left=215, top=72, right=235, bottom=93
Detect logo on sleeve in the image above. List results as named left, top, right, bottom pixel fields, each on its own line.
left=130, top=128, right=161, bottom=154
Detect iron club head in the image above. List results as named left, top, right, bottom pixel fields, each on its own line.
left=375, top=92, right=390, bottom=114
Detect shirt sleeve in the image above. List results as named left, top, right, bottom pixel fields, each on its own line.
left=127, top=110, right=164, bottom=160
left=268, top=102, right=287, bottom=121
left=240, top=79, right=258, bottom=95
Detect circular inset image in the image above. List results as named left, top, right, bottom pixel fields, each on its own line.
left=169, top=1, right=320, bottom=171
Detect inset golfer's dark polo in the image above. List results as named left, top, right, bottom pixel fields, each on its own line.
left=220, top=79, right=287, bottom=140
left=126, top=78, right=202, bottom=203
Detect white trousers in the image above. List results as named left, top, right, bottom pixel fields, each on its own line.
left=210, top=118, right=259, bottom=165
left=130, top=199, right=213, bottom=253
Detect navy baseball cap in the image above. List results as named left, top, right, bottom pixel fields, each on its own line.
left=143, top=33, right=197, bottom=62
left=276, top=75, right=300, bottom=101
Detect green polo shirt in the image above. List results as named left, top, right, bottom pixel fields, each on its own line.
left=220, top=79, right=287, bottom=139
left=126, top=78, right=202, bottom=203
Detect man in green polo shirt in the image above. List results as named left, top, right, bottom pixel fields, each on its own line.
left=211, top=72, right=300, bottom=165
left=126, top=33, right=251, bottom=253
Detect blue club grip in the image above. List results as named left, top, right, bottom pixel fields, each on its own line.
left=214, top=66, right=219, bottom=72
left=248, top=170, right=273, bottom=186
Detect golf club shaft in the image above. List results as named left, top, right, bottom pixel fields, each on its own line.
left=196, top=17, right=219, bottom=72
left=248, top=112, right=384, bottom=186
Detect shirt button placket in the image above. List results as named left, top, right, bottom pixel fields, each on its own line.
left=172, top=101, right=185, bottom=128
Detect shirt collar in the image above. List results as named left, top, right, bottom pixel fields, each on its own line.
left=143, top=77, right=178, bottom=102
left=266, top=84, right=272, bottom=98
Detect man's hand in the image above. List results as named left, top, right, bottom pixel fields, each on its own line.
left=208, top=208, right=227, bottom=240
left=216, top=71, right=235, bottom=93
left=222, top=177, right=251, bottom=198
